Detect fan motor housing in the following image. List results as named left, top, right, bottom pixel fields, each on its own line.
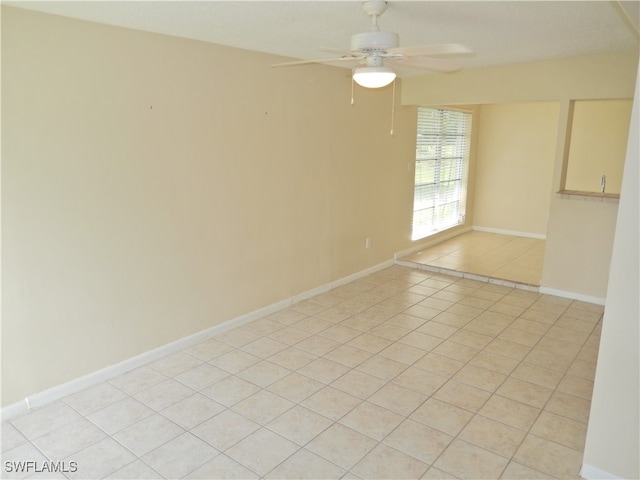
left=351, top=31, right=399, bottom=52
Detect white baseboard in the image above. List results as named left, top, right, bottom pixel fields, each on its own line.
left=538, top=286, right=606, bottom=306
left=1, top=259, right=394, bottom=422
left=580, top=463, right=623, bottom=479
left=472, top=226, right=546, bottom=240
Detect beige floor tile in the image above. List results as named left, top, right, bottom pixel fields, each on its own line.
left=10, top=402, right=83, bottom=440
left=500, top=461, right=555, bottom=479
left=147, top=352, right=204, bottom=377
left=351, top=443, right=429, bottom=479
left=398, top=331, right=444, bottom=351
left=302, top=386, right=362, bottom=421
left=267, top=372, right=325, bottom=403
left=306, top=423, right=378, bottom=470
left=411, top=398, right=474, bottom=436
left=544, top=391, right=591, bottom=424
left=524, top=347, right=573, bottom=372
left=133, top=379, right=195, bottom=411
left=513, top=434, right=583, bottom=478
left=31, top=418, right=106, bottom=462
left=266, top=309, right=308, bottom=325
left=339, top=401, right=404, bottom=440
left=1, top=423, right=27, bottom=453
left=160, top=393, right=225, bottom=430
left=433, top=380, right=492, bottom=413
left=422, top=466, right=458, bottom=479
left=379, top=342, right=428, bottom=365
left=479, top=395, right=540, bottom=431
left=556, top=374, right=594, bottom=400
left=231, top=390, right=294, bottom=425
left=113, top=414, right=184, bottom=457
left=511, top=363, right=564, bottom=389
left=383, top=418, right=453, bottom=464
left=190, top=409, right=259, bottom=451
left=459, top=415, right=526, bottom=458
left=484, top=339, right=532, bottom=361
left=106, top=459, right=163, bottom=479
left=225, top=428, right=299, bottom=476
left=530, top=411, right=588, bottom=451
left=498, top=327, right=543, bottom=347
left=567, top=359, right=597, bottom=380
left=142, top=432, right=218, bottom=479
left=240, top=337, right=288, bottom=358
left=330, top=370, right=387, bottom=399
left=63, top=383, right=129, bottom=416
left=347, top=332, right=394, bottom=353
left=470, top=350, right=520, bottom=375
left=267, top=405, right=333, bottom=445
left=208, top=349, right=261, bottom=374
left=454, top=364, right=507, bottom=392
left=183, top=339, right=234, bottom=362
left=87, top=398, right=154, bottom=435
left=434, top=438, right=509, bottom=479
left=432, top=340, right=480, bottom=362
left=186, top=454, right=259, bottom=479
left=324, top=345, right=373, bottom=368
left=267, top=346, right=318, bottom=370
left=200, top=375, right=261, bottom=407
left=368, top=383, right=428, bottom=416
left=295, top=334, right=340, bottom=355
left=1, top=442, right=49, bottom=479
left=215, top=328, right=261, bottom=347
left=496, top=377, right=553, bottom=409
left=297, top=357, right=350, bottom=384
left=5, top=262, right=603, bottom=480
left=356, top=355, right=408, bottom=381
left=416, top=320, right=459, bottom=339
left=235, top=360, right=291, bottom=388
left=317, top=325, right=362, bottom=343
left=265, top=448, right=346, bottom=479
left=174, top=363, right=230, bottom=390
left=267, top=326, right=312, bottom=346
left=392, top=367, right=448, bottom=396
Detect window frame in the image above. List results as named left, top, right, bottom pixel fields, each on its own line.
left=411, top=106, right=472, bottom=241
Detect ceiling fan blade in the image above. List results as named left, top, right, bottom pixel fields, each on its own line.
left=272, top=54, right=365, bottom=68
left=387, top=43, right=474, bottom=57
left=387, top=55, right=464, bottom=72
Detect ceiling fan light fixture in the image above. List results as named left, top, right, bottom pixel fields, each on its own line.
left=352, top=66, right=396, bottom=88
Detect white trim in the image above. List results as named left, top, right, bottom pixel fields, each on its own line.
left=580, top=463, right=623, bottom=479
left=538, top=286, right=606, bottom=306
left=1, top=259, right=394, bottom=422
left=472, top=226, right=546, bottom=240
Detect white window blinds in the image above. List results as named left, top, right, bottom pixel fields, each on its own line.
left=412, top=107, right=472, bottom=241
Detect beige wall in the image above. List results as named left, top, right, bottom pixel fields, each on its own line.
left=404, top=52, right=638, bottom=300
left=565, top=99, right=633, bottom=194
left=582, top=65, right=639, bottom=480
left=473, top=102, right=559, bottom=236
left=1, top=7, right=418, bottom=406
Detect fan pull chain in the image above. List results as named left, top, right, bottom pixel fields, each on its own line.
left=389, top=78, right=396, bottom=136
left=351, top=71, right=356, bottom=105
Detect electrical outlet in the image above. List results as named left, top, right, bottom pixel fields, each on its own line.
left=365, top=237, right=372, bottom=249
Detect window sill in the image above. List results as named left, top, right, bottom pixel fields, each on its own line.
left=557, top=190, right=620, bottom=203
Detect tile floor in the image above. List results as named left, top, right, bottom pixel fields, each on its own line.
left=1, top=265, right=602, bottom=479
left=400, top=231, right=545, bottom=286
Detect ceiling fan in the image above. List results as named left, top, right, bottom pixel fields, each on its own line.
left=273, top=0, right=473, bottom=88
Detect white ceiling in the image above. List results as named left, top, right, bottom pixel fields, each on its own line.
left=6, top=1, right=640, bottom=76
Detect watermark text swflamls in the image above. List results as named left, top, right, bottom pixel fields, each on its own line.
left=4, top=461, right=78, bottom=474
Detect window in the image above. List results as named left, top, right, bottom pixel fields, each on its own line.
left=412, top=107, right=472, bottom=241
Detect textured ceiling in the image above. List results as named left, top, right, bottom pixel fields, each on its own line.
left=6, top=1, right=640, bottom=76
